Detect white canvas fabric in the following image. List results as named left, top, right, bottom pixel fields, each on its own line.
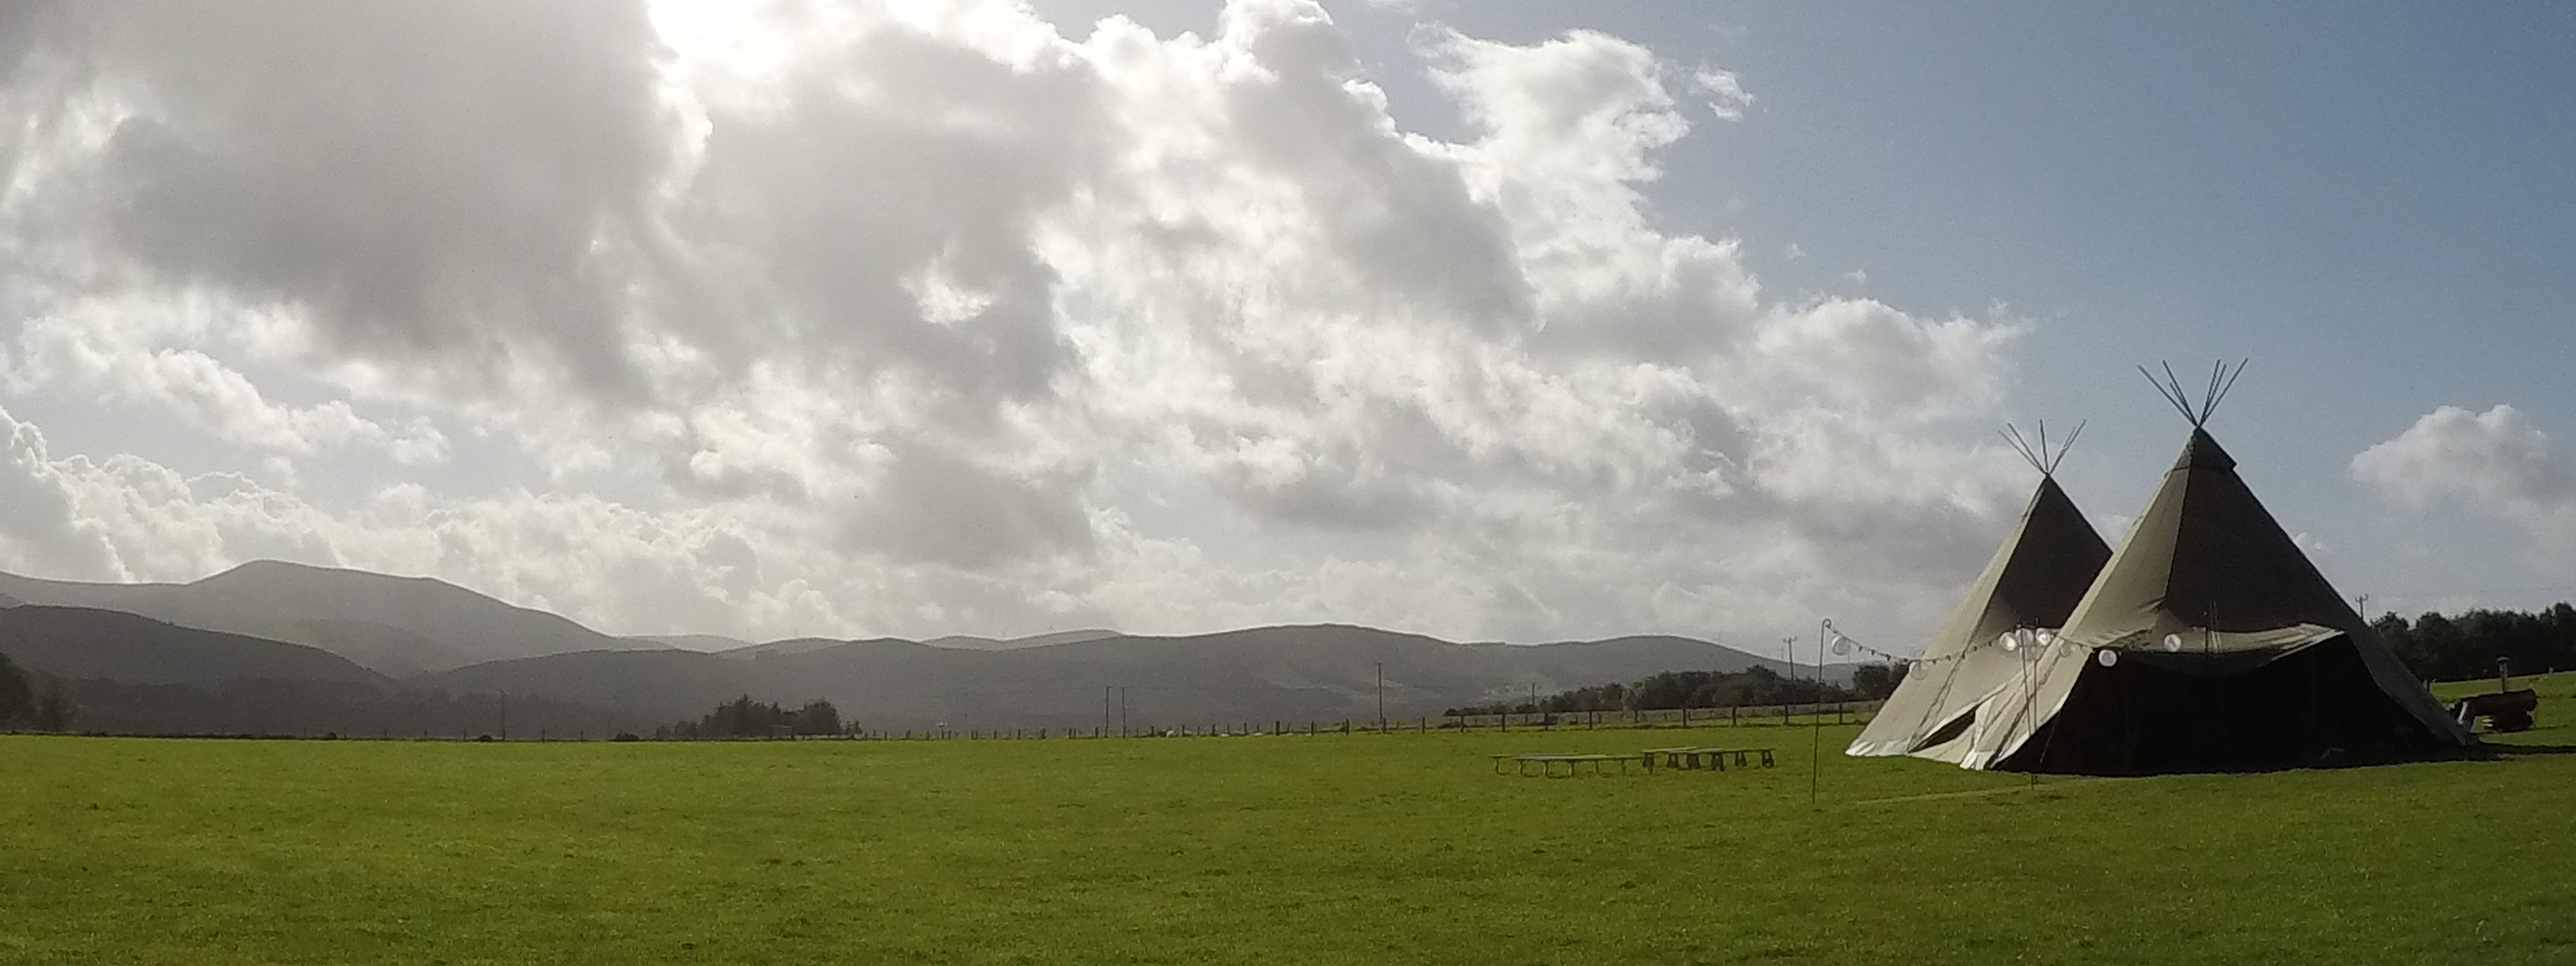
left=1848, top=475, right=2109, bottom=759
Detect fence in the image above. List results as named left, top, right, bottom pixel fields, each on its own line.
left=122, top=700, right=1887, bottom=741
left=822, top=700, right=1884, bottom=740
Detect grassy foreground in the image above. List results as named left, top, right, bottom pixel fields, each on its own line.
left=5, top=677, right=2572, bottom=965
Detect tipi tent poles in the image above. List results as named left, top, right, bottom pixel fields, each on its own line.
left=2002, top=420, right=2086, bottom=477
left=2140, top=359, right=2249, bottom=427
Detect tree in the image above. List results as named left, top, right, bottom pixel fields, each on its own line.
left=793, top=699, right=842, bottom=736
left=662, top=695, right=849, bottom=738
left=0, top=653, right=30, bottom=724
left=30, top=678, right=74, bottom=732
left=2412, top=613, right=2468, bottom=681
left=1446, top=664, right=1869, bottom=716
left=1849, top=662, right=1907, bottom=700
left=2375, top=603, right=2576, bottom=682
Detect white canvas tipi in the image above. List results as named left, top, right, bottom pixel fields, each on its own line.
left=1848, top=425, right=2111, bottom=762
left=1956, top=366, right=2472, bottom=771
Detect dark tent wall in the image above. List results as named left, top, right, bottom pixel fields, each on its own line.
left=2001, top=636, right=2461, bottom=773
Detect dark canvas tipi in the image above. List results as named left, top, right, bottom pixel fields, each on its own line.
left=1848, top=452, right=2111, bottom=762
left=1956, top=407, right=2472, bottom=771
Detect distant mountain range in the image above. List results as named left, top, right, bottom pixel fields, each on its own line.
left=0, top=561, right=665, bottom=676
left=0, top=561, right=1841, bottom=734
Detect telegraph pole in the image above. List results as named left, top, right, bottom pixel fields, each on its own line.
left=1375, top=662, right=1386, bottom=731
left=1783, top=636, right=1798, bottom=680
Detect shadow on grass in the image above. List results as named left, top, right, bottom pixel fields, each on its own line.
left=2481, top=742, right=2576, bottom=757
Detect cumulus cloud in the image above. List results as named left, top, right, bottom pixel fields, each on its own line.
left=6, top=293, right=450, bottom=465
left=2353, top=404, right=2576, bottom=546
left=0, top=0, right=2028, bottom=644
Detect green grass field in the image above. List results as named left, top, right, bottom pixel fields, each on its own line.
left=5, top=675, right=2571, bottom=965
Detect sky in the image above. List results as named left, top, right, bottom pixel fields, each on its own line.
left=0, top=0, right=2568, bottom=653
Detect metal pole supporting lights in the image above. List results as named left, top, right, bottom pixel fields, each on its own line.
left=1814, top=619, right=1867, bottom=806
left=1999, top=627, right=2048, bottom=781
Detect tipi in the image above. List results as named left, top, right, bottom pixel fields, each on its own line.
left=1848, top=423, right=2112, bottom=762
left=1955, top=364, right=2473, bottom=772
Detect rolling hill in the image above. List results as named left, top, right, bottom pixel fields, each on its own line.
left=0, top=604, right=640, bottom=736
left=0, top=562, right=662, bottom=676
left=429, top=624, right=1823, bottom=731
left=921, top=629, right=1124, bottom=651
left=0, top=604, right=387, bottom=690
left=0, top=563, right=1845, bottom=734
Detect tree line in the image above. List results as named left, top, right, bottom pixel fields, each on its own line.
left=2374, top=603, right=2576, bottom=684
left=655, top=695, right=854, bottom=739
left=1445, top=664, right=1906, bottom=716
left=0, top=652, right=75, bottom=731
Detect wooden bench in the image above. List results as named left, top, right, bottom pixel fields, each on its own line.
left=1709, top=747, right=1776, bottom=769
left=1491, top=748, right=1777, bottom=778
left=1640, top=746, right=1776, bottom=773
left=1640, top=747, right=1703, bottom=771
left=1496, top=753, right=1631, bottom=777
